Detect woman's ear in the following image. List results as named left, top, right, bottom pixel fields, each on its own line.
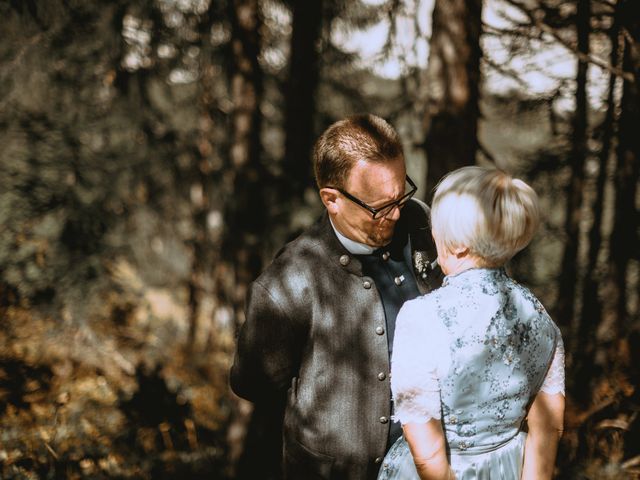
left=453, top=246, right=470, bottom=258
left=319, top=188, right=339, bottom=215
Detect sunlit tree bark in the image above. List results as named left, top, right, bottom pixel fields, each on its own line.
left=187, top=0, right=223, bottom=354
left=575, top=6, right=620, bottom=403
left=224, top=0, right=265, bottom=318
left=423, top=0, right=482, bottom=200
left=556, top=0, right=590, bottom=335
left=224, top=2, right=273, bottom=478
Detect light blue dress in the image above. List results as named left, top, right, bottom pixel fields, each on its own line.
left=378, top=268, right=564, bottom=480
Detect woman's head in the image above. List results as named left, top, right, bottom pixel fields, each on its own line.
left=431, top=166, right=540, bottom=268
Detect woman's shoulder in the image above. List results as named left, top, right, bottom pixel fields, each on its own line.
left=504, top=275, right=563, bottom=338
left=397, top=287, right=455, bottom=337
left=399, top=294, right=436, bottom=321
left=505, top=276, right=550, bottom=315
left=401, top=285, right=451, bottom=316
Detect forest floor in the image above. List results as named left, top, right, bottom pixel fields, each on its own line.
left=1, top=280, right=639, bottom=479
left=0, top=283, right=237, bottom=480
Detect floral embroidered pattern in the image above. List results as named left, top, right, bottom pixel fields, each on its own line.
left=391, top=268, right=565, bottom=454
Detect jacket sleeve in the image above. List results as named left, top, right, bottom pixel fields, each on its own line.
left=230, top=279, right=303, bottom=403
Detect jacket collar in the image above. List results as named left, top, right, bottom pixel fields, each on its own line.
left=310, top=200, right=442, bottom=293
left=314, top=212, right=368, bottom=277
left=313, top=208, right=418, bottom=281
left=329, top=218, right=377, bottom=255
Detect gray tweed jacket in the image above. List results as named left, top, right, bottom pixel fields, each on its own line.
left=230, top=198, right=443, bottom=479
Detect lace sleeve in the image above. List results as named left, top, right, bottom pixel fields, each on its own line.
left=540, top=329, right=565, bottom=396
left=391, top=298, right=447, bottom=425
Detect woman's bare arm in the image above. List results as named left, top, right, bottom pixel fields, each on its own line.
left=403, top=420, right=454, bottom=480
left=521, top=391, right=565, bottom=480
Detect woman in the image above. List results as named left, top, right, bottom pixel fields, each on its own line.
left=378, top=166, right=565, bottom=480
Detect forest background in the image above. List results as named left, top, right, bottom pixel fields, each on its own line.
left=1, top=0, right=639, bottom=478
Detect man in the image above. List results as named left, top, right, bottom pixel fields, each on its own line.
left=230, top=114, right=443, bottom=479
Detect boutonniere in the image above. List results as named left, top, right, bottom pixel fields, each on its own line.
left=413, top=250, right=430, bottom=279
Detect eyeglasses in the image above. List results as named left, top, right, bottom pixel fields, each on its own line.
left=328, top=175, right=418, bottom=219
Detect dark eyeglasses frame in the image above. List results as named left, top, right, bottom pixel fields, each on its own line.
left=328, top=175, right=418, bottom=219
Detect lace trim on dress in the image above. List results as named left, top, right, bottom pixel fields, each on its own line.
left=392, top=387, right=441, bottom=425
left=539, top=334, right=565, bottom=396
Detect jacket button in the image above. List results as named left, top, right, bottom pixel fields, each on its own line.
left=375, top=326, right=384, bottom=335
left=382, top=251, right=390, bottom=261
left=339, top=254, right=350, bottom=266
left=363, top=280, right=372, bottom=289
left=379, top=416, right=389, bottom=424
left=375, top=456, right=383, bottom=464
left=377, top=372, right=387, bottom=381
left=394, top=275, right=404, bottom=286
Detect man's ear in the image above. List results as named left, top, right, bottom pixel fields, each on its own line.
left=319, top=188, right=339, bottom=215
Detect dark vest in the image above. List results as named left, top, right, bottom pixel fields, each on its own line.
left=357, top=224, right=421, bottom=449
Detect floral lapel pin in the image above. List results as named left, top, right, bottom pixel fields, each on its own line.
left=413, top=250, right=430, bottom=280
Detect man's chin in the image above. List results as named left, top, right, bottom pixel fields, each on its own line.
left=370, top=229, right=395, bottom=247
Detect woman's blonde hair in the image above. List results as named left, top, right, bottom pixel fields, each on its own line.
left=431, top=166, right=540, bottom=267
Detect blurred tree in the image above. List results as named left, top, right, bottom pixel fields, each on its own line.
left=1, top=0, right=235, bottom=477
left=186, top=0, right=234, bottom=357
left=283, top=0, right=324, bottom=199
left=557, top=0, right=591, bottom=342
left=222, top=2, right=275, bottom=478
left=0, top=0, right=128, bottom=308
left=223, top=0, right=266, bottom=324
left=575, top=0, right=620, bottom=403
left=609, top=0, right=639, bottom=350
left=500, top=0, right=640, bottom=476
left=315, top=0, right=398, bottom=122
left=422, top=0, right=482, bottom=200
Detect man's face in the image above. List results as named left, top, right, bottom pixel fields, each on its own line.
left=329, top=157, right=407, bottom=247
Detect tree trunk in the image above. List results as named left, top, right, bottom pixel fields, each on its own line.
left=225, top=0, right=266, bottom=308
left=224, top=2, right=275, bottom=479
left=609, top=1, right=640, bottom=344
left=187, top=0, right=221, bottom=354
left=556, top=0, right=590, bottom=335
left=423, top=0, right=482, bottom=200
left=283, top=0, right=323, bottom=199
left=574, top=8, right=620, bottom=403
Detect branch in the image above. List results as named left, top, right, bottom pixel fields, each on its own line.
left=502, top=0, right=635, bottom=83
left=481, top=56, right=530, bottom=88
left=483, top=22, right=546, bottom=41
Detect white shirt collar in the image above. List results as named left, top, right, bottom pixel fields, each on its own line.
left=329, top=218, right=377, bottom=255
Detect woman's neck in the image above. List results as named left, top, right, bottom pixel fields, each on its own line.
left=445, top=256, right=482, bottom=276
